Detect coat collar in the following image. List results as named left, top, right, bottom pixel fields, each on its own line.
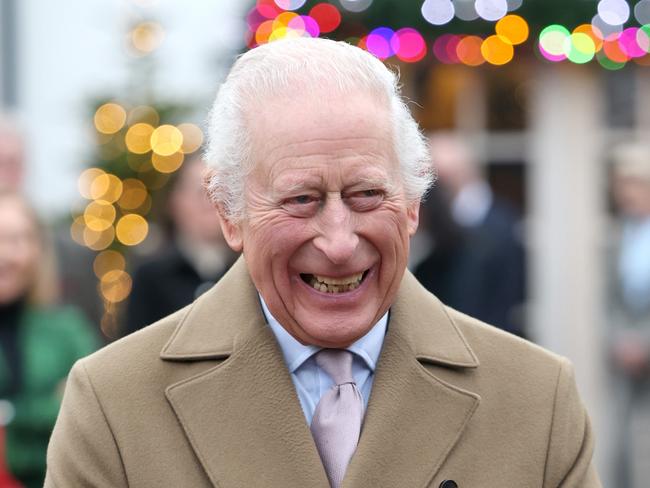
left=160, top=256, right=479, bottom=369
left=162, top=256, right=480, bottom=488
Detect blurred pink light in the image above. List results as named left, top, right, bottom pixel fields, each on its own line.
left=366, top=27, right=395, bottom=59
left=300, top=15, right=320, bottom=37
left=257, top=0, right=284, bottom=19
left=619, top=27, right=647, bottom=57
left=538, top=42, right=567, bottom=62
left=391, top=28, right=427, bottom=62
left=433, top=34, right=461, bottom=63
left=246, top=7, right=267, bottom=31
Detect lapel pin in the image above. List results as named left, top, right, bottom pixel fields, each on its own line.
left=439, top=480, right=458, bottom=488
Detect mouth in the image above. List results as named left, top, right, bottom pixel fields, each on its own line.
left=300, top=269, right=369, bottom=294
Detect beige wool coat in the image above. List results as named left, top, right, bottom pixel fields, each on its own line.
left=45, top=258, right=601, bottom=487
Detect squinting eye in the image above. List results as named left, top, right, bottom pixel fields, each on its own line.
left=345, top=189, right=384, bottom=211
left=288, top=195, right=317, bottom=205
left=282, top=194, right=321, bottom=217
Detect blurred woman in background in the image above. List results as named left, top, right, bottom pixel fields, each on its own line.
left=0, top=191, right=97, bottom=488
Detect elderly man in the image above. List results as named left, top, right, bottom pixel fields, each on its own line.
left=46, top=38, right=601, bottom=487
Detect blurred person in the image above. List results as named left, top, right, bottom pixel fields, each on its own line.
left=123, top=155, right=235, bottom=336
left=0, top=115, right=25, bottom=192
left=609, top=143, right=650, bottom=488
left=416, top=133, right=526, bottom=337
left=0, top=192, right=97, bottom=488
left=46, top=38, right=599, bottom=487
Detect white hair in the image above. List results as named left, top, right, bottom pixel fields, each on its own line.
left=204, top=37, right=434, bottom=222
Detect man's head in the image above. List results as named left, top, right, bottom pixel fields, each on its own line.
left=428, top=133, right=480, bottom=197
left=204, top=38, right=433, bottom=347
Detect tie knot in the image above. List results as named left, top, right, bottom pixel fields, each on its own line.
left=315, top=349, right=354, bottom=385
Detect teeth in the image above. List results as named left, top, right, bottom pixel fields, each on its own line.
left=308, top=272, right=365, bottom=293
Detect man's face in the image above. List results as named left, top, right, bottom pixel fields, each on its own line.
left=220, top=93, right=419, bottom=348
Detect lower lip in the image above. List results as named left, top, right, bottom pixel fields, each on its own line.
left=294, top=266, right=375, bottom=304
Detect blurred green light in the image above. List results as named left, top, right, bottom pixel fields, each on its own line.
left=597, top=51, right=627, bottom=70
left=539, top=24, right=570, bottom=56
left=567, top=33, right=596, bottom=64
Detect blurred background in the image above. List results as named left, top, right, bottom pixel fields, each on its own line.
left=1, top=0, right=649, bottom=486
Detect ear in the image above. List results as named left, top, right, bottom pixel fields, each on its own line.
left=216, top=203, right=244, bottom=252
left=406, top=200, right=420, bottom=237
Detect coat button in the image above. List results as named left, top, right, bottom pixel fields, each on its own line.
left=439, top=481, right=458, bottom=488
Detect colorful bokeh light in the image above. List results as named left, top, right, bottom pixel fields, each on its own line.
left=481, top=35, right=514, bottom=65
left=309, top=3, right=341, bottom=34
left=496, top=15, right=529, bottom=45
left=392, top=28, right=427, bottom=63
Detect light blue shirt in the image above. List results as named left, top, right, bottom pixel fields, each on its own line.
left=260, top=296, right=388, bottom=425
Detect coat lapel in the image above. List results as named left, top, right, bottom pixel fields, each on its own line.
left=162, top=258, right=329, bottom=488
left=344, top=272, right=481, bottom=488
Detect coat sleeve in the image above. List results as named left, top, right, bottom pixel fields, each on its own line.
left=45, top=359, right=128, bottom=488
left=543, top=358, right=602, bottom=488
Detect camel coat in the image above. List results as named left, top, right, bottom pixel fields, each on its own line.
left=45, top=258, right=601, bottom=487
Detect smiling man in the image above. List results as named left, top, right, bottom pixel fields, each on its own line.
left=46, top=38, right=601, bottom=488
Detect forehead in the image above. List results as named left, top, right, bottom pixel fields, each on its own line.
left=247, top=92, right=395, bottom=182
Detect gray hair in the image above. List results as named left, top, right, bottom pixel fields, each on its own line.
left=204, top=37, right=434, bottom=222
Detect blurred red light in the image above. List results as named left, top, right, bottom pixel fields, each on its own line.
left=309, top=3, right=342, bottom=34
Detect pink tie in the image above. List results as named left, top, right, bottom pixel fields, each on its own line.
left=310, top=349, right=364, bottom=488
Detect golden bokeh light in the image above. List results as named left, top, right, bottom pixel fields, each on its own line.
left=90, top=173, right=123, bottom=203
left=150, top=125, right=184, bottom=156
left=481, top=35, right=514, bottom=65
left=456, top=36, right=486, bottom=66
left=94, top=103, right=127, bottom=135
left=78, top=168, right=106, bottom=199
left=125, top=123, right=154, bottom=154
left=70, top=216, right=87, bottom=246
left=131, top=22, right=165, bottom=54
left=178, top=123, right=204, bottom=154
left=573, top=24, right=604, bottom=52
left=495, top=15, right=529, bottom=46
left=128, top=105, right=160, bottom=127
left=152, top=151, right=184, bottom=173
left=93, top=250, right=126, bottom=279
left=83, top=225, right=115, bottom=251
left=84, top=200, right=116, bottom=232
left=118, top=178, right=148, bottom=210
left=100, top=269, right=133, bottom=303
left=116, top=214, right=149, bottom=246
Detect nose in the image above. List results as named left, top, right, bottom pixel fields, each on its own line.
left=312, top=194, right=359, bottom=265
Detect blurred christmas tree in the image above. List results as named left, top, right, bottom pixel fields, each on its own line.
left=70, top=14, right=206, bottom=338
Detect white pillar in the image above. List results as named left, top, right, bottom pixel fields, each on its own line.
left=527, top=64, right=609, bottom=479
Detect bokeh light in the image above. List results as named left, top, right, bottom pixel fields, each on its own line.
left=619, top=27, right=647, bottom=58
left=93, top=250, right=126, bottom=279
left=421, top=0, right=455, bottom=26
left=566, top=33, right=596, bottom=64
left=90, top=173, right=123, bottom=203
left=84, top=200, right=116, bottom=232
left=453, top=0, right=478, bottom=21
left=598, top=0, right=630, bottom=26
left=300, top=16, right=320, bottom=38
left=496, top=15, right=528, bottom=45
left=118, top=178, right=148, bottom=211
left=309, top=3, right=341, bottom=33
left=481, top=35, right=514, bottom=65
left=433, top=34, right=461, bottom=63
left=177, top=123, right=203, bottom=154
left=603, top=32, right=631, bottom=63
left=70, top=216, right=87, bottom=246
left=256, top=20, right=275, bottom=44
left=130, top=22, right=165, bottom=54
left=94, top=103, right=127, bottom=135
left=125, top=123, right=154, bottom=154
left=84, top=226, right=115, bottom=252
left=274, top=0, right=306, bottom=10
left=573, top=24, right=604, bottom=52
left=78, top=168, right=106, bottom=199
left=597, top=50, right=627, bottom=69
left=150, top=125, right=184, bottom=156
left=638, top=25, right=650, bottom=53
left=128, top=106, right=160, bottom=127
left=100, top=269, right=132, bottom=303
left=456, top=35, right=486, bottom=66
left=539, top=24, right=570, bottom=62
left=257, top=0, right=283, bottom=19
left=116, top=214, right=149, bottom=246
left=475, top=0, right=508, bottom=22
left=636, top=0, right=650, bottom=24
left=392, top=28, right=427, bottom=62
left=152, top=151, right=184, bottom=173
left=340, top=0, right=373, bottom=13
left=591, top=14, right=623, bottom=39
left=366, top=27, right=395, bottom=59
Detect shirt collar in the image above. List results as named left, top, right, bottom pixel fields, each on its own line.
left=259, top=295, right=387, bottom=373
